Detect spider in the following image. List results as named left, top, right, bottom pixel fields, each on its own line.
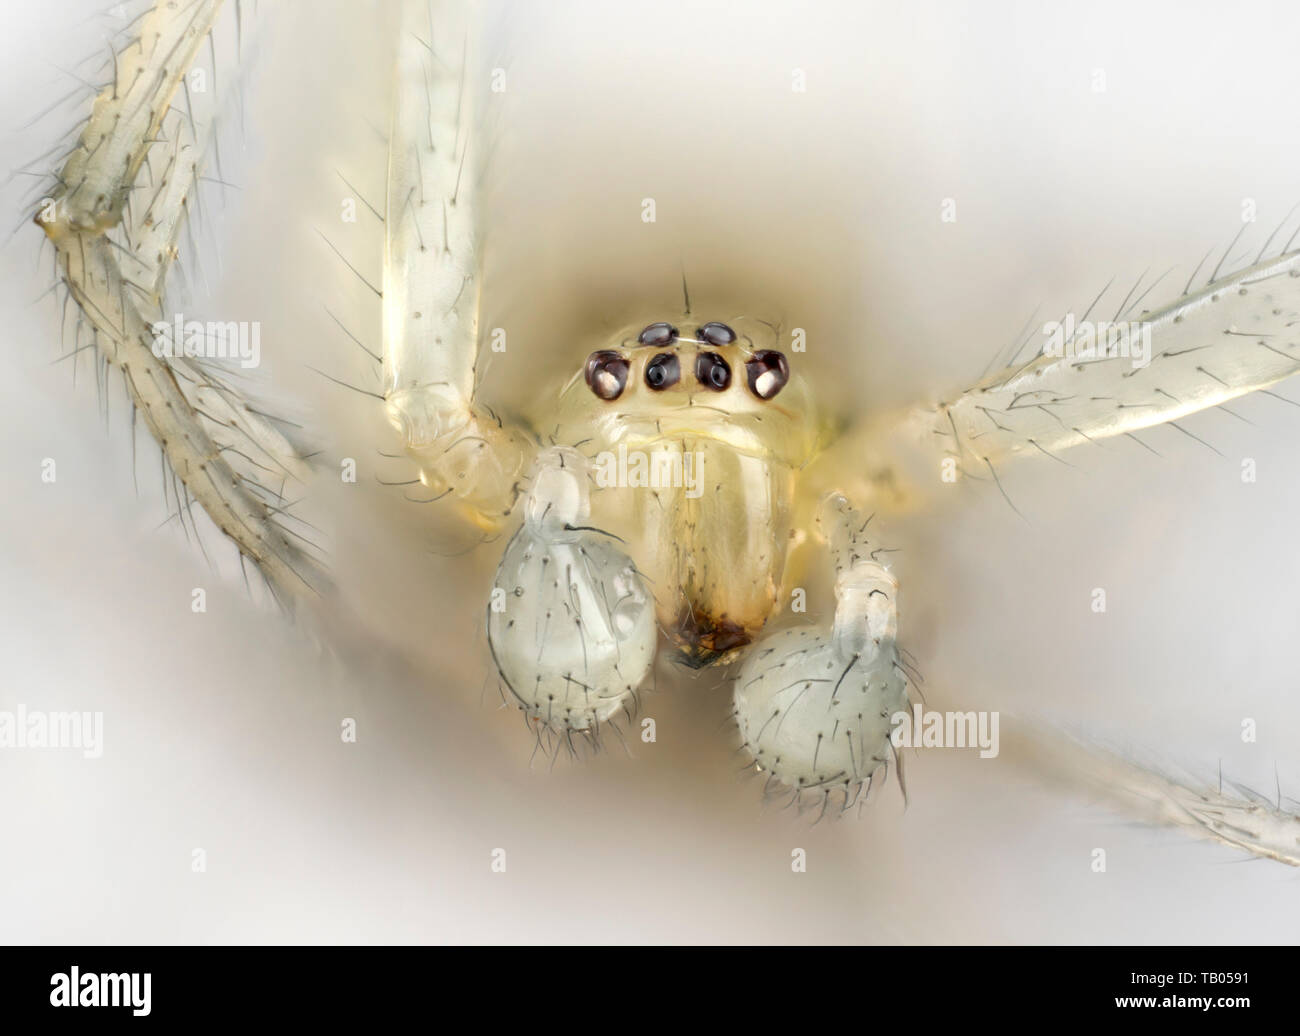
left=18, top=0, right=1300, bottom=878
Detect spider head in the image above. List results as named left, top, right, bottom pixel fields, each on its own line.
left=556, top=315, right=817, bottom=470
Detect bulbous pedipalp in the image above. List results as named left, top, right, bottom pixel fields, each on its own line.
left=487, top=450, right=657, bottom=738
left=733, top=494, right=908, bottom=806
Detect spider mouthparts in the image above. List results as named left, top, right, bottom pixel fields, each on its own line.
left=673, top=606, right=752, bottom=669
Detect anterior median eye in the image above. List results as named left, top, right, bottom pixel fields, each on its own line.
left=744, top=350, right=789, bottom=400
left=644, top=352, right=680, bottom=390
left=585, top=350, right=630, bottom=400
left=695, top=351, right=731, bottom=391
left=697, top=322, right=736, bottom=345
left=637, top=322, right=678, bottom=347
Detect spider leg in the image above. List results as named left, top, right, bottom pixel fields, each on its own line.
left=919, top=248, right=1300, bottom=477
left=383, top=0, right=532, bottom=532
left=831, top=242, right=1300, bottom=507
left=35, top=0, right=326, bottom=612
left=1007, top=725, right=1300, bottom=867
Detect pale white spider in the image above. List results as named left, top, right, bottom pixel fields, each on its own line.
left=14, top=0, right=1300, bottom=915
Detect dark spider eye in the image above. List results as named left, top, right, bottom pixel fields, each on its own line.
left=744, top=350, right=789, bottom=400
left=644, top=352, right=680, bottom=390
left=695, top=351, right=731, bottom=391
left=585, top=350, right=630, bottom=400
left=637, top=322, right=678, bottom=347
left=697, top=321, right=736, bottom=346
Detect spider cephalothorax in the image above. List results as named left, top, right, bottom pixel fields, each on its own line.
left=555, top=316, right=821, bottom=666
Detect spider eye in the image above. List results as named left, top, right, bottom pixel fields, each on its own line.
left=644, top=352, right=680, bottom=390
left=744, top=350, right=789, bottom=400
left=697, top=321, right=736, bottom=346
left=695, top=351, right=732, bottom=391
left=637, top=322, right=678, bottom=347
left=585, top=350, right=630, bottom=400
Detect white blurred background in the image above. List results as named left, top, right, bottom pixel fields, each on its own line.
left=1, top=0, right=1298, bottom=943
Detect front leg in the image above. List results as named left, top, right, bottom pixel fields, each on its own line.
left=383, top=0, right=531, bottom=530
